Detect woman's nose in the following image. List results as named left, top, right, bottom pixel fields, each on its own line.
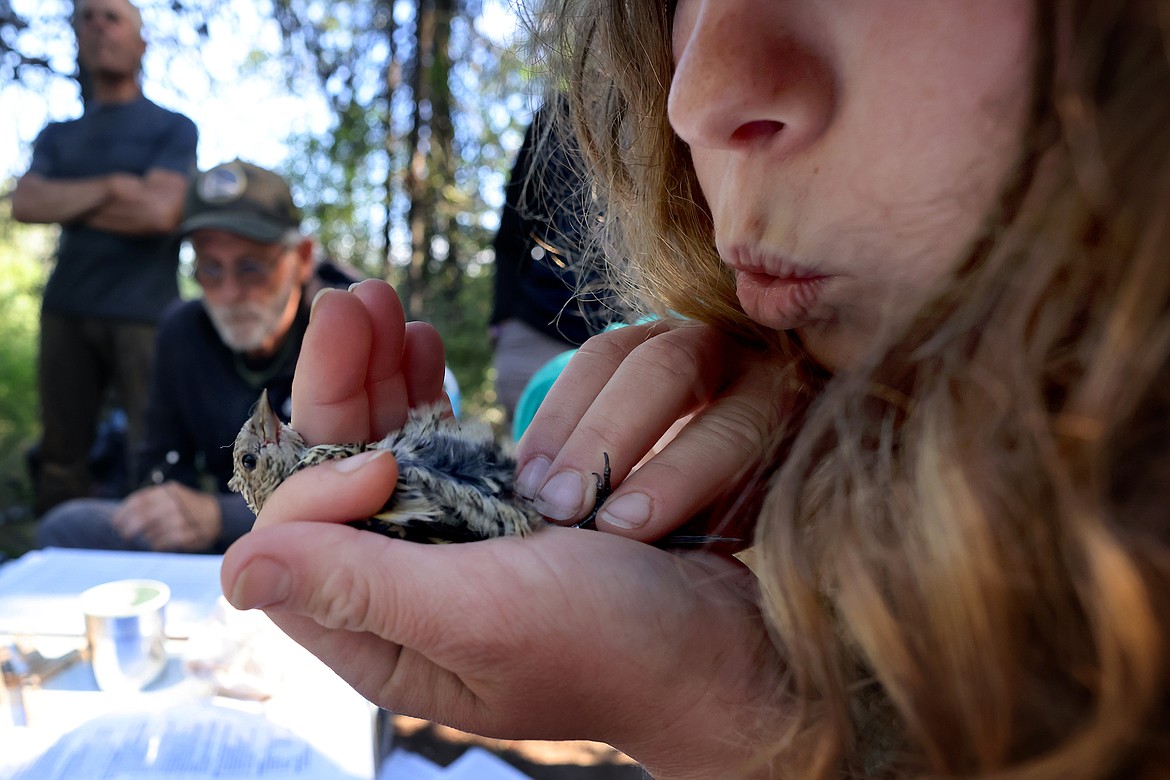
left=667, top=1, right=835, bottom=155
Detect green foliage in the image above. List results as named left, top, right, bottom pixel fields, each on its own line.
left=0, top=203, right=52, bottom=518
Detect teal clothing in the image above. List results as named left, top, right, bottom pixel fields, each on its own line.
left=512, top=349, right=576, bottom=441
left=512, top=320, right=660, bottom=441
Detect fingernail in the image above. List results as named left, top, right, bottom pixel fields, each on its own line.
left=310, top=287, right=334, bottom=319
left=229, top=556, right=290, bottom=610
left=336, top=449, right=390, bottom=473
left=515, top=456, right=551, bottom=499
left=533, top=471, right=586, bottom=521
left=598, top=492, right=651, bottom=530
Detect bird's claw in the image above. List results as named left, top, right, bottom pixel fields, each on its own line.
left=573, top=452, right=612, bottom=530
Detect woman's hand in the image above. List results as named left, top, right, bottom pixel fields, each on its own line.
left=515, top=320, right=800, bottom=545
left=220, top=281, right=790, bottom=778
left=221, top=455, right=788, bottom=779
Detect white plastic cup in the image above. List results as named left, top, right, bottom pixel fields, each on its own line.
left=80, top=579, right=170, bottom=693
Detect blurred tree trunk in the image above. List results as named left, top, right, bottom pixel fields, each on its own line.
left=400, top=0, right=433, bottom=320
left=430, top=0, right=464, bottom=308
left=401, top=0, right=457, bottom=321
left=377, top=0, right=401, bottom=281
left=400, top=0, right=453, bottom=322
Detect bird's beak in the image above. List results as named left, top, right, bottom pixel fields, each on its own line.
left=255, top=389, right=282, bottom=445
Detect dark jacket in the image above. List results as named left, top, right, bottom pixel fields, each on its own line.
left=490, top=99, right=617, bottom=346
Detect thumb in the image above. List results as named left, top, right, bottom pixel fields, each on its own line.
left=219, top=523, right=606, bottom=738
left=221, top=522, right=400, bottom=621
left=220, top=519, right=533, bottom=638
left=250, top=448, right=399, bottom=531
left=219, top=522, right=484, bottom=726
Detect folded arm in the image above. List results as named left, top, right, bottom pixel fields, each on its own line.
left=11, top=172, right=110, bottom=225
left=12, top=168, right=189, bottom=235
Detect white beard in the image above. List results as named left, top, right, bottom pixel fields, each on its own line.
left=205, top=274, right=297, bottom=355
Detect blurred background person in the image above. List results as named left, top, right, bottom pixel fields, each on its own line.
left=490, top=96, right=619, bottom=427
left=11, top=0, right=198, bottom=516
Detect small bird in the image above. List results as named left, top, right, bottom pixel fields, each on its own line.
left=228, top=390, right=549, bottom=543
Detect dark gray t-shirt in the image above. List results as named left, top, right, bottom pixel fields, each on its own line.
left=29, top=96, right=198, bottom=322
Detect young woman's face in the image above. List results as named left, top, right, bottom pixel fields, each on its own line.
left=669, top=1, right=1035, bottom=369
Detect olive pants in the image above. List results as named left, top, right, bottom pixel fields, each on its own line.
left=34, top=311, right=157, bottom=517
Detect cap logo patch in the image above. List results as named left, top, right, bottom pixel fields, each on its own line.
left=197, top=162, right=248, bottom=204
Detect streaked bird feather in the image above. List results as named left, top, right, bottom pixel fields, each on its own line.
left=229, top=390, right=543, bottom=543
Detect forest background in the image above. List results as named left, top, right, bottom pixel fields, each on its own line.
left=0, top=0, right=553, bottom=534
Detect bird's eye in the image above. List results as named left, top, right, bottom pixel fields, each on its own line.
left=242, top=453, right=258, bottom=472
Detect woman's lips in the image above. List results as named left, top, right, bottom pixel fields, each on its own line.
left=725, top=247, right=831, bottom=330
left=734, top=269, right=829, bottom=330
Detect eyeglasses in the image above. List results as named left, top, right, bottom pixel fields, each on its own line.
left=193, top=248, right=289, bottom=290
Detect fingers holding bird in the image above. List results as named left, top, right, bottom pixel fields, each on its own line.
left=297, top=280, right=448, bottom=446
left=297, top=287, right=380, bottom=444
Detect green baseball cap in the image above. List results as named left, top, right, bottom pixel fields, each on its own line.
left=179, top=159, right=301, bottom=243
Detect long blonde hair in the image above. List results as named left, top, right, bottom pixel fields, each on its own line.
left=548, top=0, right=1170, bottom=776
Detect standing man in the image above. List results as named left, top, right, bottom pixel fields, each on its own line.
left=12, top=0, right=198, bottom=516
left=36, top=160, right=359, bottom=553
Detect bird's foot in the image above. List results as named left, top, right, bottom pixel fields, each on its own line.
left=573, top=452, right=612, bottom=530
